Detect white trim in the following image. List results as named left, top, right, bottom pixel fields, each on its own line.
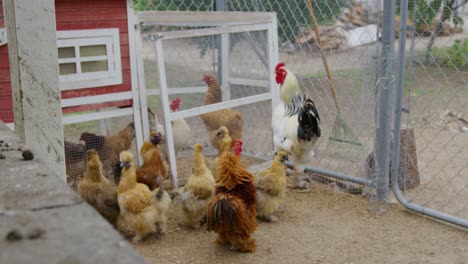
left=5, top=123, right=15, bottom=130
left=127, top=0, right=145, bottom=164
left=168, top=93, right=271, bottom=121
left=267, top=14, right=280, bottom=151
left=137, top=11, right=276, bottom=26
left=221, top=33, right=230, bottom=101
left=268, top=15, right=280, bottom=113
left=61, top=91, right=133, bottom=107
left=146, top=86, right=208, bottom=95
left=229, top=78, right=269, bottom=88
left=56, top=28, right=122, bottom=91
left=62, top=108, right=133, bottom=125
left=155, top=39, right=178, bottom=189
left=151, top=23, right=271, bottom=41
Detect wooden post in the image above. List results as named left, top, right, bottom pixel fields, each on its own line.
left=366, top=127, right=420, bottom=191
left=4, top=0, right=66, bottom=181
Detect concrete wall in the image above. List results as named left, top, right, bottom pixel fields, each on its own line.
left=0, top=121, right=145, bottom=264
left=4, top=0, right=66, bottom=180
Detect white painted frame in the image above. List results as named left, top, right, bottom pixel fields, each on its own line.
left=137, top=12, right=279, bottom=188
left=127, top=0, right=145, bottom=164
left=57, top=28, right=123, bottom=90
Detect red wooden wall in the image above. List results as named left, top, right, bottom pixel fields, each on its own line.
left=0, top=0, right=12, bottom=122
left=0, top=0, right=132, bottom=123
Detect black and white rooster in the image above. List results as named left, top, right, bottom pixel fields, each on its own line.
left=272, top=62, right=321, bottom=189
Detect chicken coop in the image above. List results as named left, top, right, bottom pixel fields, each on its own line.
left=135, top=11, right=279, bottom=187
left=0, top=0, right=146, bottom=188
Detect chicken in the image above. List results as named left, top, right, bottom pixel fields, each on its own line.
left=207, top=126, right=257, bottom=252
left=201, top=74, right=243, bottom=153
left=80, top=122, right=135, bottom=182
left=168, top=98, right=191, bottom=151
left=64, top=140, right=87, bottom=189
left=272, top=62, right=321, bottom=190
left=148, top=98, right=191, bottom=157
left=254, top=151, right=289, bottom=222
left=136, top=131, right=167, bottom=190
left=77, top=150, right=120, bottom=227
left=148, top=107, right=165, bottom=139
left=173, top=143, right=215, bottom=228
left=117, top=151, right=171, bottom=242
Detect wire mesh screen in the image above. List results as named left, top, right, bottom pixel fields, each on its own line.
left=63, top=114, right=137, bottom=190
left=395, top=0, right=468, bottom=218
left=136, top=0, right=382, bottom=189
left=140, top=22, right=274, bottom=185
left=228, top=0, right=381, bottom=182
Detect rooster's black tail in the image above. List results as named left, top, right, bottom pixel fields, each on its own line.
left=297, top=97, right=321, bottom=141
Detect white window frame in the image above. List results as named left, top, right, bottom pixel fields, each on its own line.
left=56, top=28, right=122, bottom=90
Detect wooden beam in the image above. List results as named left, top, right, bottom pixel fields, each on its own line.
left=136, top=11, right=276, bottom=26
left=4, top=0, right=66, bottom=181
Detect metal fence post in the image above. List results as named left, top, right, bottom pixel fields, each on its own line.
left=375, top=0, right=396, bottom=201
left=216, top=0, right=227, bottom=87
left=391, top=0, right=468, bottom=229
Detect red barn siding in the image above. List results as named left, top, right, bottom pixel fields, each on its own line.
left=0, top=1, right=13, bottom=122
left=56, top=0, right=132, bottom=112
left=0, top=0, right=133, bottom=123
left=0, top=0, right=4, bottom=28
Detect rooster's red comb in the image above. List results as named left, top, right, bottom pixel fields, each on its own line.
left=275, top=62, right=286, bottom=71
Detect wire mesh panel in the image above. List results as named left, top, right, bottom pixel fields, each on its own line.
left=134, top=1, right=382, bottom=192
left=394, top=0, right=468, bottom=220
left=63, top=113, right=139, bottom=190
left=227, top=0, right=382, bottom=184
left=137, top=13, right=278, bottom=187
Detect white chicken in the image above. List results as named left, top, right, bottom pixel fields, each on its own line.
left=148, top=98, right=191, bottom=160
left=272, top=62, right=321, bottom=190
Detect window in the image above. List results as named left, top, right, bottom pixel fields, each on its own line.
left=57, top=29, right=122, bottom=90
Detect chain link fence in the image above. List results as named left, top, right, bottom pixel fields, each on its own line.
left=393, top=0, right=468, bottom=223
left=136, top=0, right=381, bottom=189
left=134, top=0, right=467, bottom=226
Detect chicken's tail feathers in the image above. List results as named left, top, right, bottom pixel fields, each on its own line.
left=207, top=194, right=256, bottom=234
left=298, top=97, right=321, bottom=141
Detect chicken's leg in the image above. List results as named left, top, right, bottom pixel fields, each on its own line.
left=292, top=170, right=310, bottom=192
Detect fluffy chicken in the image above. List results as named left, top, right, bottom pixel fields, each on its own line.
left=80, top=122, right=135, bottom=182
left=272, top=62, right=321, bottom=189
left=149, top=98, right=191, bottom=157
left=136, top=131, right=167, bottom=190
left=168, top=98, right=191, bottom=150
left=254, top=151, right=289, bottom=222
left=201, top=74, right=243, bottom=153
left=77, top=150, right=120, bottom=227
left=174, top=143, right=215, bottom=228
left=117, top=151, right=171, bottom=242
left=207, top=126, right=257, bottom=252
left=64, top=140, right=87, bottom=189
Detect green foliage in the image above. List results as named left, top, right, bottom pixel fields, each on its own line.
left=399, top=0, right=442, bottom=30
left=452, top=15, right=464, bottom=27
left=431, top=39, right=468, bottom=69
left=398, top=0, right=467, bottom=31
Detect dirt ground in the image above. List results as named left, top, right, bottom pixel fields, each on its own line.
left=133, top=181, right=468, bottom=264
